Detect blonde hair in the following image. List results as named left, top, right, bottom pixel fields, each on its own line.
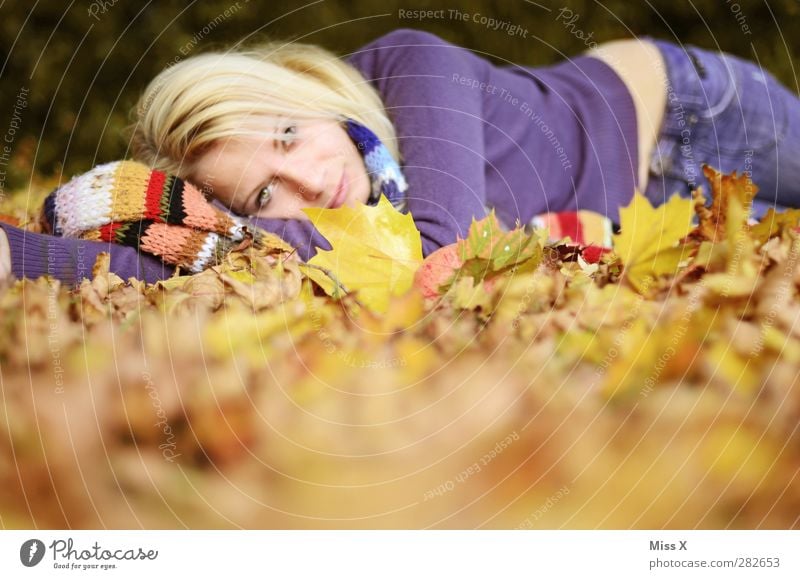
left=130, top=40, right=399, bottom=180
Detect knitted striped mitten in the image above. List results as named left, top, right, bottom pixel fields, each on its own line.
left=41, top=160, right=256, bottom=273
left=529, top=210, right=615, bottom=248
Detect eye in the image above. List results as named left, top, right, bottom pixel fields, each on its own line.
left=257, top=182, right=275, bottom=207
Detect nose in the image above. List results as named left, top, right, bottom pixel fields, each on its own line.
left=279, top=156, right=325, bottom=203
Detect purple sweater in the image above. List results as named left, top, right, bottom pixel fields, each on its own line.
left=2, top=28, right=638, bottom=285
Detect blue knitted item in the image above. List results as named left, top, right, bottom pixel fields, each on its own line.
left=344, top=119, right=408, bottom=211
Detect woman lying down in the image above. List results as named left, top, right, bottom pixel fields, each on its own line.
left=2, top=29, right=799, bottom=285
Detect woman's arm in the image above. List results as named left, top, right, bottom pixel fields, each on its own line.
left=0, top=222, right=175, bottom=286
left=0, top=217, right=329, bottom=286
left=348, top=29, right=493, bottom=255
left=0, top=213, right=329, bottom=288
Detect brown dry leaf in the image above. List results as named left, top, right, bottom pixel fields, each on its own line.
left=692, top=165, right=758, bottom=242
left=74, top=252, right=128, bottom=323
left=219, top=252, right=302, bottom=310
left=699, top=167, right=763, bottom=299
left=146, top=269, right=226, bottom=315
left=174, top=269, right=227, bottom=312
left=754, top=238, right=800, bottom=333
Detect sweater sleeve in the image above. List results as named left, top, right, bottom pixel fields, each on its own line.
left=348, top=28, right=492, bottom=256
left=1, top=222, right=175, bottom=286
left=246, top=217, right=331, bottom=262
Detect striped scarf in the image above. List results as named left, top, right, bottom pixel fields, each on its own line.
left=345, top=119, right=408, bottom=211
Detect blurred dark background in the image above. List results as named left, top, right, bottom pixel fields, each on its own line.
left=1, top=0, right=799, bottom=189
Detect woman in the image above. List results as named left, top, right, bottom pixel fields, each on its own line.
left=2, top=28, right=799, bottom=285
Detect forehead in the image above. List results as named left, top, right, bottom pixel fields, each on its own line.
left=192, top=135, right=269, bottom=192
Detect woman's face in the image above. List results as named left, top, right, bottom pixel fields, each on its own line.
left=192, top=117, right=371, bottom=219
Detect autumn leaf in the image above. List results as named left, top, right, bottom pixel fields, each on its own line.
left=216, top=252, right=302, bottom=311
left=692, top=165, right=758, bottom=243
left=203, top=300, right=316, bottom=363
left=358, top=286, right=427, bottom=333
left=75, top=252, right=128, bottom=323
left=707, top=339, right=761, bottom=393
left=456, top=210, right=542, bottom=281
left=149, top=268, right=226, bottom=314
left=302, top=195, right=423, bottom=314
left=750, top=206, right=800, bottom=245
left=446, top=275, right=493, bottom=311
left=250, top=227, right=297, bottom=254
left=700, top=167, right=760, bottom=298
left=414, top=244, right=464, bottom=299
left=416, top=211, right=542, bottom=298
left=298, top=262, right=347, bottom=299
left=613, top=191, right=695, bottom=293
left=492, top=268, right=563, bottom=324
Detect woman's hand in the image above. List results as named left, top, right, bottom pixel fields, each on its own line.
left=414, top=244, right=501, bottom=298
left=414, top=244, right=463, bottom=298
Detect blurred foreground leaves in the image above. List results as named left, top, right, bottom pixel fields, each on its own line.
left=2, top=168, right=800, bottom=529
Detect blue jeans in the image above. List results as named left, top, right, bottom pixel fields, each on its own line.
left=644, top=39, right=800, bottom=219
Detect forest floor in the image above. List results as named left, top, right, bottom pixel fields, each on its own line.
left=1, top=168, right=799, bottom=529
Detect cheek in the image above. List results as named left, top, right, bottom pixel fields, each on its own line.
left=281, top=192, right=311, bottom=217
left=285, top=194, right=302, bottom=209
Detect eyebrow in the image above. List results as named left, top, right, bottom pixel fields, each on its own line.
left=243, top=120, right=288, bottom=212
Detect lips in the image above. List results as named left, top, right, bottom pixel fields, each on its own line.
left=329, top=171, right=347, bottom=208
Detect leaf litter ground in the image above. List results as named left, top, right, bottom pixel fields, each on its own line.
left=1, top=167, right=800, bottom=529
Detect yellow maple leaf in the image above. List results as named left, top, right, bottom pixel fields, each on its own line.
left=613, top=191, right=695, bottom=293
left=302, top=195, right=423, bottom=314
